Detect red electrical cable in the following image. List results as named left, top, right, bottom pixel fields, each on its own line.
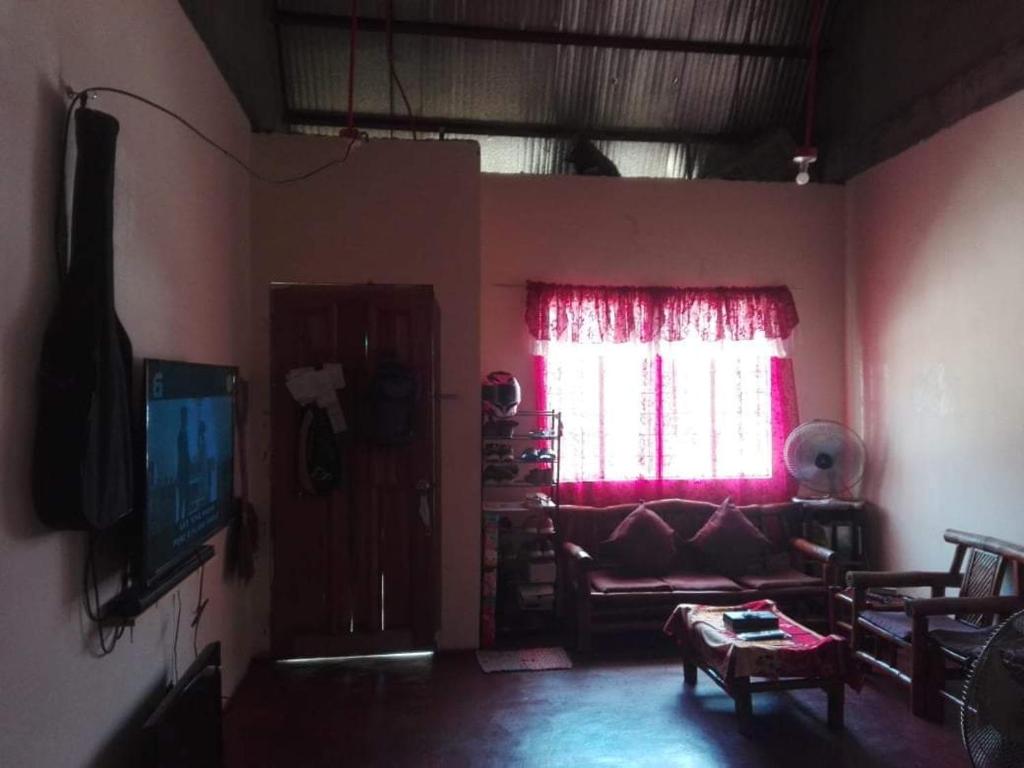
left=802, top=0, right=825, bottom=149
left=347, top=0, right=357, bottom=133
left=387, top=0, right=418, bottom=139
left=386, top=0, right=395, bottom=136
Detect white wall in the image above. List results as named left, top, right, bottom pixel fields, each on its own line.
left=481, top=175, right=848, bottom=425
left=250, top=135, right=482, bottom=650
left=846, top=89, right=1024, bottom=569
left=0, top=1, right=259, bottom=765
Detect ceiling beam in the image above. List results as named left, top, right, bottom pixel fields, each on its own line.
left=285, top=109, right=751, bottom=146
left=276, top=10, right=813, bottom=60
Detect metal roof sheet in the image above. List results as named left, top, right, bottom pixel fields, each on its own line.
left=277, top=0, right=830, bottom=179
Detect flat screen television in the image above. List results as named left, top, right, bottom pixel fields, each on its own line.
left=143, top=360, right=236, bottom=585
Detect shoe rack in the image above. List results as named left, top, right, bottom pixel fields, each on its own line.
left=480, top=409, right=562, bottom=648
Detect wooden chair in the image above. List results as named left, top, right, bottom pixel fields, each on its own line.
left=842, top=530, right=1024, bottom=719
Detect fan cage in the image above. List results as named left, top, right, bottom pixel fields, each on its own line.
left=961, top=610, right=1024, bottom=768
left=783, top=419, right=866, bottom=497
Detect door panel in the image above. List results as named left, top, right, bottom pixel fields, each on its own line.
left=269, top=284, right=438, bottom=657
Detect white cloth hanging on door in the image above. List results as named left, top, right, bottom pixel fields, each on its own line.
left=285, top=363, right=347, bottom=433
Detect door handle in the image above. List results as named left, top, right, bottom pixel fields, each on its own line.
left=415, top=480, right=432, bottom=535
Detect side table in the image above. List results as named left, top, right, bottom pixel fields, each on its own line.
left=795, top=498, right=866, bottom=580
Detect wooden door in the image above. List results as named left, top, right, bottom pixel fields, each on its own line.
left=269, top=284, right=439, bottom=658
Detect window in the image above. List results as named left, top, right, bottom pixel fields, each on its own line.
left=528, top=282, right=799, bottom=506
left=539, top=338, right=778, bottom=484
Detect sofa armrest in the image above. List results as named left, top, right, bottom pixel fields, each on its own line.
left=846, top=570, right=962, bottom=589
left=789, top=537, right=836, bottom=564
left=905, top=595, right=1024, bottom=617
left=562, top=541, right=596, bottom=571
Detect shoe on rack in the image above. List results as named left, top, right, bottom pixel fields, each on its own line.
left=524, top=468, right=553, bottom=485
left=523, top=493, right=554, bottom=508
left=483, top=419, right=518, bottom=438
left=521, top=541, right=543, bottom=560
left=483, top=464, right=518, bottom=484
left=485, top=442, right=515, bottom=461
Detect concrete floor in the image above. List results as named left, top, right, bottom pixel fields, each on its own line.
left=223, top=648, right=968, bottom=768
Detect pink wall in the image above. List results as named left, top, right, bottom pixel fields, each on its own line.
left=481, top=175, right=848, bottom=426
left=846, top=89, right=1024, bottom=570
left=249, top=157, right=845, bottom=654
left=0, top=2, right=259, bottom=765
left=5, top=7, right=1012, bottom=759
left=249, top=135, right=482, bottom=650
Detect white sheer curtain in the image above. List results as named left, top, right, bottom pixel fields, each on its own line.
left=536, top=337, right=783, bottom=484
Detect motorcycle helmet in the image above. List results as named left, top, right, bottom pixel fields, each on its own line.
left=482, top=371, right=521, bottom=417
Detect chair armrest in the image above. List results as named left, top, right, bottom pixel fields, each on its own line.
left=846, top=570, right=962, bottom=589
left=905, top=595, right=1024, bottom=617
left=790, top=537, right=836, bottom=563
left=562, top=541, right=595, bottom=571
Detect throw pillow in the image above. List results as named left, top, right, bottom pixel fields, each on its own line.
left=686, top=498, right=774, bottom=577
left=672, top=534, right=701, bottom=571
left=598, top=504, right=677, bottom=575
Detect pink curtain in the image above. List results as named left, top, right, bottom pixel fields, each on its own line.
left=526, top=282, right=799, bottom=344
left=529, top=283, right=800, bottom=507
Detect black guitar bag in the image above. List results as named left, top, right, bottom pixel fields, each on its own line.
left=33, top=107, right=135, bottom=530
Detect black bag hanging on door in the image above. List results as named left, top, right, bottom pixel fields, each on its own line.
left=33, top=107, right=135, bottom=530
left=368, top=360, right=417, bottom=444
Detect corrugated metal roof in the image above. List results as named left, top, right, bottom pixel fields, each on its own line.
left=276, top=1, right=832, bottom=179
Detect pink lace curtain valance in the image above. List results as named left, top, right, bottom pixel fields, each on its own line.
left=525, top=282, right=799, bottom=344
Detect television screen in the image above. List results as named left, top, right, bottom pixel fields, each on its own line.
left=144, top=360, right=236, bottom=584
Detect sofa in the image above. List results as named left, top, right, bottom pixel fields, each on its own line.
left=554, top=499, right=836, bottom=651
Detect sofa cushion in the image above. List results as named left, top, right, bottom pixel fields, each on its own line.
left=662, top=571, right=743, bottom=592
left=686, top=498, right=774, bottom=576
left=554, top=499, right=799, bottom=556
left=735, top=568, right=821, bottom=590
left=860, top=610, right=982, bottom=642
left=671, top=535, right=702, bottom=571
left=599, top=504, right=676, bottom=575
left=589, top=569, right=671, bottom=594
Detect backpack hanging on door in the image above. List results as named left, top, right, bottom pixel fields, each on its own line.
left=33, top=107, right=135, bottom=530
left=368, top=360, right=418, bottom=444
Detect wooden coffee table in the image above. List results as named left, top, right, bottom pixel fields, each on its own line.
left=664, top=600, right=851, bottom=736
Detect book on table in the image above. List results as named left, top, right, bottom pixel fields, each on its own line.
left=723, top=610, right=779, bottom=634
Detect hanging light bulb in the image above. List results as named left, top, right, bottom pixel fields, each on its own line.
left=793, top=147, right=818, bottom=186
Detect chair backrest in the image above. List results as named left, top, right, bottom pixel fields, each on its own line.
left=944, top=530, right=1021, bottom=627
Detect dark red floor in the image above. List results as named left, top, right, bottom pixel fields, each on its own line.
left=224, top=647, right=968, bottom=768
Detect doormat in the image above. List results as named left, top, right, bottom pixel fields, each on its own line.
left=476, top=647, right=573, bottom=673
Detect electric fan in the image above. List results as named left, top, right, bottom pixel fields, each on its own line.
left=962, top=610, right=1024, bottom=768
left=784, top=420, right=866, bottom=499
